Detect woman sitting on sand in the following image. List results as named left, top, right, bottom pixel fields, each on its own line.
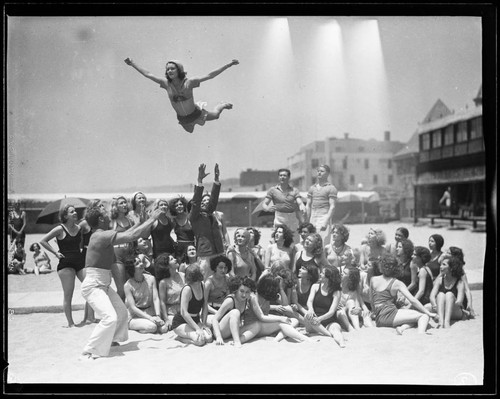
left=324, top=224, right=355, bottom=276
left=293, top=233, right=327, bottom=277
left=226, top=228, right=257, bottom=280
left=29, top=242, right=52, bottom=275
left=267, top=263, right=297, bottom=318
left=427, top=234, right=444, bottom=274
left=123, top=256, right=167, bottom=334
left=295, top=222, right=316, bottom=254
left=172, top=264, right=213, bottom=346
left=156, top=253, right=186, bottom=331
left=411, top=246, right=434, bottom=306
left=223, top=274, right=314, bottom=345
left=428, top=255, right=467, bottom=328
left=264, top=224, right=296, bottom=271
left=439, top=246, right=476, bottom=318
left=369, top=254, right=436, bottom=335
left=178, top=244, right=198, bottom=274
left=339, top=267, right=373, bottom=330
left=290, top=263, right=320, bottom=325
left=205, top=255, right=231, bottom=317
left=305, top=266, right=347, bottom=347
left=395, top=239, right=417, bottom=294
left=360, top=227, right=387, bottom=273
left=8, top=239, right=28, bottom=274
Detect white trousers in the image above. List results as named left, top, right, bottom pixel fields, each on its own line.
left=309, top=211, right=332, bottom=246
left=81, top=267, right=129, bottom=357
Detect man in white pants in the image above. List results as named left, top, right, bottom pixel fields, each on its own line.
left=80, top=203, right=162, bottom=360
left=306, top=165, right=338, bottom=246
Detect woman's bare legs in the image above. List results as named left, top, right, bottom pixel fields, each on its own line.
left=436, top=292, right=446, bottom=327
left=58, top=268, right=77, bottom=327
left=129, top=318, right=158, bottom=334
left=337, top=308, right=354, bottom=332
left=206, top=103, right=233, bottom=121
left=393, top=309, right=431, bottom=334
left=111, top=262, right=127, bottom=301
left=443, top=292, right=463, bottom=328
left=327, top=322, right=346, bottom=347
left=346, top=300, right=361, bottom=330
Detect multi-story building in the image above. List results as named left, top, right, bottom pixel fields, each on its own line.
left=393, top=131, right=419, bottom=220
left=287, top=132, right=404, bottom=192
left=415, top=85, right=485, bottom=218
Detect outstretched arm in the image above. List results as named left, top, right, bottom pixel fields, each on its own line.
left=125, top=58, right=166, bottom=85
left=197, top=60, right=239, bottom=83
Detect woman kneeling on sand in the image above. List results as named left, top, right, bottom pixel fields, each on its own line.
left=370, top=254, right=436, bottom=335
left=123, top=256, right=167, bottom=334
left=172, top=264, right=213, bottom=346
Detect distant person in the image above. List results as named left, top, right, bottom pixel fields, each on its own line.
left=40, top=204, right=87, bottom=327
left=128, top=191, right=149, bottom=227
left=149, top=198, right=176, bottom=261
left=439, top=186, right=452, bottom=216
left=8, top=239, right=28, bottom=275
left=262, top=168, right=305, bottom=242
left=305, top=165, right=338, bottom=245
left=125, top=57, right=239, bottom=133
left=8, top=200, right=27, bottom=247
left=80, top=203, right=162, bottom=359
left=189, top=163, right=225, bottom=280
left=29, top=242, right=52, bottom=275
left=169, top=196, right=195, bottom=260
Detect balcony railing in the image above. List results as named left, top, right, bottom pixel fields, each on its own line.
left=420, top=138, right=484, bottom=163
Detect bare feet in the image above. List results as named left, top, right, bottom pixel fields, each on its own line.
left=396, top=326, right=404, bottom=335
left=230, top=341, right=243, bottom=348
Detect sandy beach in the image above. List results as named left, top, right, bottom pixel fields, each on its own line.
left=5, top=222, right=491, bottom=390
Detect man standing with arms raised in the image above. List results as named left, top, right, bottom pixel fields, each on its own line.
left=80, top=202, right=163, bottom=360
left=305, top=164, right=338, bottom=246
left=262, top=168, right=305, bottom=243
left=189, top=163, right=225, bottom=280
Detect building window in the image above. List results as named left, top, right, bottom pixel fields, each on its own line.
left=444, top=125, right=454, bottom=145
left=373, top=175, right=378, bottom=184
left=432, top=130, right=442, bottom=148
left=358, top=146, right=365, bottom=152
left=388, top=175, right=393, bottom=185
left=456, top=121, right=468, bottom=142
left=470, top=117, right=483, bottom=140
left=311, top=159, right=319, bottom=169
left=364, top=159, right=369, bottom=169
left=342, top=157, right=347, bottom=169
left=388, top=159, right=392, bottom=169
left=336, top=147, right=343, bottom=152
left=350, top=175, right=355, bottom=185
left=421, top=133, right=430, bottom=150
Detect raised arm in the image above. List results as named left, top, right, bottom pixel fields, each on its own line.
left=114, top=208, right=162, bottom=245
left=196, top=60, right=239, bottom=83
left=124, top=58, right=166, bottom=85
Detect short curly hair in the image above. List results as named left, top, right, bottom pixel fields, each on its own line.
left=332, top=224, right=350, bottom=244
left=367, top=228, right=386, bottom=247
left=270, top=264, right=297, bottom=289
left=233, top=228, right=251, bottom=245
left=210, top=255, right=232, bottom=273
left=256, top=274, right=281, bottom=302
left=323, top=266, right=341, bottom=294
left=298, top=222, right=316, bottom=234
left=110, top=196, right=130, bottom=219
left=379, top=254, right=401, bottom=278
left=413, top=246, right=431, bottom=266
left=447, top=246, right=465, bottom=266
left=29, top=243, right=41, bottom=252
left=306, top=233, right=324, bottom=257
left=169, top=196, right=188, bottom=216
left=228, top=275, right=256, bottom=293
left=272, top=224, right=294, bottom=248
left=154, top=252, right=175, bottom=280
left=302, top=264, right=320, bottom=284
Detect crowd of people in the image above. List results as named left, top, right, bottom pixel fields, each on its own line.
left=7, top=164, right=478, bottom=360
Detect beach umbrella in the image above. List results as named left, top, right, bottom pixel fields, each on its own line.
left=36, top=197, right=90, bottom=225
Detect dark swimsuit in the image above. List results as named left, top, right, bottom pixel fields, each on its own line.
left=312, top=283, right=337, bottom=327
left=56, top=225, right=84, bottom=272
left=172, top=284, right=205, bottom=330
left=438, top=276, right=468, bottom=309
left=294, top=251, right=318, bottom=277
left=372, top=278, right=399, bottom=327
left=151, top=219, right=176, bottom=258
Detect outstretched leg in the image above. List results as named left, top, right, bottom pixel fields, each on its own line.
left=206, top=102, right=233, bottom=121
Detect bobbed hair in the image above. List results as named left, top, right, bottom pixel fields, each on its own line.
left=256, top=274, right=281, bottom=302
left=110, top=196, right=129, bottom=219
left=332, top=224, right=350, bottom=243
left=169, top=196, right=188, bottom=216
left=185, top=263, right=204, bottom=284
left=413, top=246, right=431, bottom=266
left=165, top=61, right=186, bottom=81
left=446, top=255, right=465, bottom=278
left=246, top=227, right=262, bottom=245
left=323, top=266, right=341, bottom=294
left=396, top=227, right=410, bottom=239
left=210, top=255, right=232, bottom=273
left=430, top=234, right=444, bottom=252
left=398, top=239, right=415, bottom=262
left=306, top=233, right=324, bottom=257
left=298, top=222, right=316, bottom=234
left=379, top=254, right=401, bottom=278
left=228, top=275, right=256, bottom=293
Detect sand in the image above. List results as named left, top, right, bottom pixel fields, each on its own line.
left=5, top=222, right=489, bottom=388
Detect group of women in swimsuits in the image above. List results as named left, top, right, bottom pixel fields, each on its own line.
left=35, top=190, right=476, bottom=344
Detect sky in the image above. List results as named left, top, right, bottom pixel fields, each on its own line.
left=6, top=15, right=483, bottom=194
